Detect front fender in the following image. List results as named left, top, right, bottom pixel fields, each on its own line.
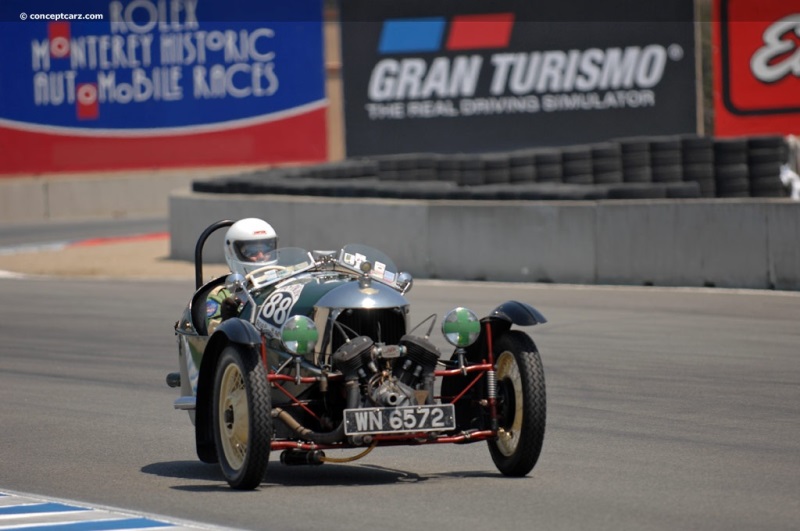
left=460, top=300, right=546, bottom=363
left=210, top=317, right=262, bottom=348
left=195, top=318, right=262, bottom=464
left=489, top=300, right=546, bottom=327
left=443, top=301, right=546, bottom=430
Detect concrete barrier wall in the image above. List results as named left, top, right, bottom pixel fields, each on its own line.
left=0, top=170, right=238, bottom=224
left=169, top=189, right=800, bottom=290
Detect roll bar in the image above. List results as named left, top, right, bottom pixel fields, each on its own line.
left=194, top=219, right=235, bottom=289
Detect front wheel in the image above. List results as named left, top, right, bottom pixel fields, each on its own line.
left=488, top=331, right=546, bottom=476
left=212, top=344, right=272, bottom=489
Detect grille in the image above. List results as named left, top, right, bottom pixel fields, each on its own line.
left=332, top=308, right=406, bottom=351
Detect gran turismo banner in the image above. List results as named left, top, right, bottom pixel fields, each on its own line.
left=0, top=0, right=327, bottom=174
left=713, top=0, right=800, bottom=137
left=339, top=0, right=697, bottom=156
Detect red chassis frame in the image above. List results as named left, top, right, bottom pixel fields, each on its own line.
left=262, top=322, right=499, bottom=452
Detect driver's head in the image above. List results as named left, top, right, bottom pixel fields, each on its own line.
left=223, top=218, right=278, bottom=276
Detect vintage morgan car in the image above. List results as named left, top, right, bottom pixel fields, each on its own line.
left=169, top=220, right=547, bottom=489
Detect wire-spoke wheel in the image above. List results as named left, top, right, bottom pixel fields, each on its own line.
left=213, top=344, right=271, bottom=489
left=488, top=331, right=546, bottom=476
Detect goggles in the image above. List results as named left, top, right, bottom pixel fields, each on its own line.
left=237, top=240, right=275, bottom=259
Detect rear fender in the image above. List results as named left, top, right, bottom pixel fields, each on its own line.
left=194, top=318, right=262, bottom=463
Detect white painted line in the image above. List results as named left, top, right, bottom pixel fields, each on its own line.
left=0, top=491, right=223, bottom=531
left=0, top=242, right=70, bottom=256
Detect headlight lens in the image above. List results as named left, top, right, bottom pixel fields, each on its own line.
left=442, top=307, right=480, bottom=347
left=281, top=315, right=318, bottom=356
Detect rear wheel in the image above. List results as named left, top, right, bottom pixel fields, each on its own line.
left=488, top=331, right=546, bottom=476
left=212, top=344, right=272, bottom=489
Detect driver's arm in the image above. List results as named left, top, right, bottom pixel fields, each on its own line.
left=206, top=286, right=240, bottom=333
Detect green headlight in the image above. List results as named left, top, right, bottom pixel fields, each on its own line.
left=442, top=307, right=480, bottom=347
left=281, top=315, right=318, bottom=356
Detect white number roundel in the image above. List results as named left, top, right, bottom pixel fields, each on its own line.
left=259, top=291, right=296, bottom=327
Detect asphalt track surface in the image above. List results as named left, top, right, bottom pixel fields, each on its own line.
left=2, top=271, right=799, bottom=530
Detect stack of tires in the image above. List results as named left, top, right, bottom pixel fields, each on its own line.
left=508, top=149, right=537, bottom=183
left=532, top=149, right=563, bottom=183
left=436, top=155, right=462, bottom=184
left=618, top=138, right=652, bottom=184
left=591, top=143, right=624, bottom=184
left=451, top=154, right=485, bottom=186
left=371, top=153, right=437, bottom=181
left=747, top=136, right=789, bottom=197
left=308, top=160, right=379, bottom=180
left=561, top=146, right=593, bottom=185
left=649, top=137, right=683, bottom=185
left=713, top=138, right=750, bottom=197
left=481, top=153, right=512, bottom=184
left=192, top=134, right=792, bottom=201
left=680, top=135, right=715, bottom=197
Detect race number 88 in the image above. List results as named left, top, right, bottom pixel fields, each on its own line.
left=260, top=292, right=294, bottom=326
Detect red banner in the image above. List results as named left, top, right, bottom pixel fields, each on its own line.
left=713, top=0, right=800, bottom=136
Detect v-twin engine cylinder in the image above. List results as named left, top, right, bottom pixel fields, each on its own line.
left=332, top=334, right=441, bottom=407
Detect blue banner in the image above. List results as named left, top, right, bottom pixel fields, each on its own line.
left=0, top=0, right=324, bottom=132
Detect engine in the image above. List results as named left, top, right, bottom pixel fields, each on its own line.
left=332, top=334, right=441, bottom=407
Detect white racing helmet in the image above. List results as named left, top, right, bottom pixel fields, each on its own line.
left=223, top=218, right=278, bottom=276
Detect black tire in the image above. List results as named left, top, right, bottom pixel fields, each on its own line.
left=623, top=165, right=652, bottom=183
left=458, top=170, right=485, bottom=186
left=563, top=173, right=593, bottom=185
left=593, top=158, right=623, bottom=174
left=748, top=162, right=781, bottom=179
left=651, top=165, right=683, bottom=183
left=536, top=164, right=563, bottom=183
left=682, top=148, right=714, bottom=164
left=485, top=168, right=511, bottom=184
left=665, top=181, right=701, bottom=198
left=695, top=178, right=717, bottom=198
left=748, top=148, right=786, bottom=165
left=510, top=165, right=536, bottom=183
left=747, top=135, right=787, bottom=151
left=651, top=150, right=682, bottom=167
left=437, top=169, right=461, bottom=183
left=510, top=149, right=536, bottom=167
left=213, top=344, right=272, bottom=490
left=649, top=136, right=682, bottom=152
left=594, top=170, right=624, bottom=184
left=682, top=163, right=715, bottom=182
left=606, top=183, right=667, bottom=199
left=621, top=151, right=650, bottom=168
left=714, top=139, right=748, bottom=164
left=488, top=331, right=546, bottom=477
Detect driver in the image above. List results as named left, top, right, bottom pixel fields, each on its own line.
left=207, top=218, right=278, bottom=333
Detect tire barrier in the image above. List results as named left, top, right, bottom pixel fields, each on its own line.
left=192, top=135, right=793, bottom=201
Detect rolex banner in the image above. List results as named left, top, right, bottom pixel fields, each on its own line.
left=339, top=0, right=697, bottom=156
left=0, top=0, right=327, bottom=174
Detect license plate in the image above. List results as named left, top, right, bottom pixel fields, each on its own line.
left=344, top=404, right=456, bottom=435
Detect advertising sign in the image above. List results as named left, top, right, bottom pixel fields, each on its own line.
left=340, top=0, right=696, bottom=157
left=713, top=0, right=800, bottom=137
left=0, top=0, right=327, bottom=174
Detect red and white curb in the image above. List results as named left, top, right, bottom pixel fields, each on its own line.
left=0, top=232, right=169, bottom=256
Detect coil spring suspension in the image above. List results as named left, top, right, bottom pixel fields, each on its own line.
left=486, top=369, right=497, bottom=400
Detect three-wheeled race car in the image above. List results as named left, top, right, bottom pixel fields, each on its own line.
left=169, top=220, right=547, bottom=489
